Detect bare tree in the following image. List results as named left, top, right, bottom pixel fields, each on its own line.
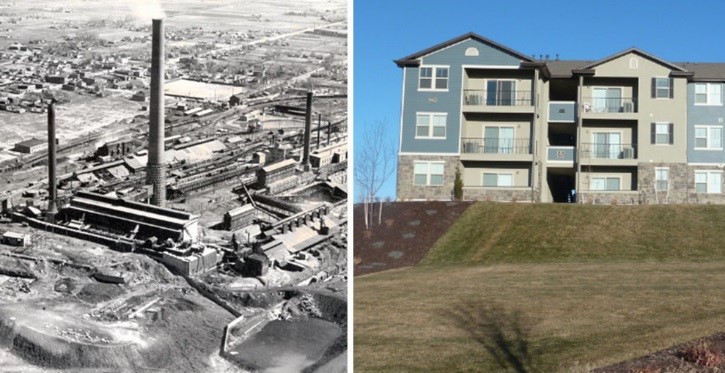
left=355, top=121, right=397, bottom=228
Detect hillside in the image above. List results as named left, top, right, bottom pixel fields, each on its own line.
left=354, top=202, right=725, bottom=372
left=423, top=203, right=725, bottom=265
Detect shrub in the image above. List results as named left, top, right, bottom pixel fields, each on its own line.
left=679, top=340, right=724, bottom=367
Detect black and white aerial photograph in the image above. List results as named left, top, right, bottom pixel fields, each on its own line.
left=0, top=0, right=348, bottom=372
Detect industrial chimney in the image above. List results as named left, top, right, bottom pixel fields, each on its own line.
left=46, top=102, right=57, bottom=222
left=146, top=18, right=166, bottom=206
left=301, top=91, right=313, bottom=171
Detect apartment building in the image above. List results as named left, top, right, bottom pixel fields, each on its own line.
left=395, top=32, right=725, bottom=204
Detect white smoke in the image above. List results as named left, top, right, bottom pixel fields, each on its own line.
left=126, top=0, right=166, bottom=20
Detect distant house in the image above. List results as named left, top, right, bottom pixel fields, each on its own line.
left=14, top=138, right=51, bottom=153
left=45, top=75, right=67, bottom=84
left=131, top=91, right=147, bottom=102
left=229, top=93, right=243, bottom=106
left=97, top=138, right=136, bottom=158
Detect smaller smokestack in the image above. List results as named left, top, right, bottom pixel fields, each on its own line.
left=46, top=102, right=57, bottom=222
left=316, top=113, right=321, bottom=148
left=327, top=120, right=331, bottom=145
left=301, top=91, right=313, bottom=171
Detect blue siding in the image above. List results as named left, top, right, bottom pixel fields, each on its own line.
left=687, top=83, right=725, bottom=163
left=549, top=102, right=576, bottom=122
left=547, top=146, right=575, bottom=161
left=400, top=39, right=523, bottom=153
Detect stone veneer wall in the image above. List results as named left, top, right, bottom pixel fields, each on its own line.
left=578, top=192, right=640, bottom=205
left=685, top=164, right=725, bottom=204
left=397, top=155, right=458, bottom=201
left=637, top=163, right=689, bottom=204
left=463, top=187, right=533, bottom=202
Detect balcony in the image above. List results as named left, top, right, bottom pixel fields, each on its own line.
left=547, top=146, right=575, bottom=167
left=581, top=97, right=637, bottom=118
left=548, top=101, right=576, bottom=123
left=461, top=137, right=533, bottom=162
left=580, top=143, right=638, bottom=166
left=462, top=90, right=534, bottom=113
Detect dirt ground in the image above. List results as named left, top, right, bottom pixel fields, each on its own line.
left=353, top=201, right=473, bottom=276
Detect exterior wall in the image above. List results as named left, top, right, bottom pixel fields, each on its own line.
left=686, top=164, right=725, bottom=204
left=579, top=168, right=636, bottom=191
left=462, top=163, right=531, bottom=187
left=400, top=38, right=522, bottom=154
left=686, top=82, right=725, bottom=163
left=577, top=192, right=640, bottom=205
left=463, top=187, right=532, bottom=202
left=637, top=163, right=689, bottom=204
left=461, top=115, right=532, bottom=140
left=397, top=154, right=458, bottom=200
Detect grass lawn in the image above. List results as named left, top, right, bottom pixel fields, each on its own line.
left=354, top=203, right=725, bottom=372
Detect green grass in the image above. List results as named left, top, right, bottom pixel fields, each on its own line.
left=421, top=203, right=725, bottom=265
left=355, top=203, right=725, bottom=372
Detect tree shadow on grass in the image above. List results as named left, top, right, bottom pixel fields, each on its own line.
left=445, top=301, right=541, bottom=373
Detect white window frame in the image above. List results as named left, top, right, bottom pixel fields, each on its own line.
left=482, top=172, right=514, bottom=187
left=590, top=176, right=621, bottom=191
left=694, top=125, right=723, bottom=150
left=655, top=167, right=669, bottom=191
left=694, top=83, right=723, bottom=106
left=654, top=77, right=670, bottom=99
left=591, top=131, right=623, bottom=159
left=483, top=125, right=516, bottom=154
left=655, top=122, right=671, bottom=145
left=591, top=86, right=623, bottom=112
left=415, top=112, right=447, bottom=140
left=413, top=161, right=445, bottom=186
left=485, top=79, right=518, bottom=106
left=418, top=65, right=449, bottom=92
left=694, top=170, right=722, bottom=194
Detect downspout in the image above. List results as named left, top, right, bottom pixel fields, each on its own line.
left=531, top=68, right=539, bottom=203
left=576, top=75, right=583, bottom=203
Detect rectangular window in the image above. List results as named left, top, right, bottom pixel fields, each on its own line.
left=655, top=168, right=668, bottom=191
left=592, top=87, right=622, bottom=112
left=694, top=83, right=723, bottom=105
left=590, top=177, right=620, bottom=191
left=695, top=171, right=722, bottom=194
left=592, top=132, right=621, bottom=159
left=482, top=173, right=513, bottom=187
left=413, top=161, right=445, bottom=186
left=650, top=122, right=673, bottom=145
left=486, top=80, right=516, bottom=106
left=694, top=125, right=723, bottom=150
left=415, top=113, right=446, bottom=139
left=653, top=78, right=672, bottom=98
left=419, top=66, right=448, bottom=91
left=483, top=126, right=515, bottom=154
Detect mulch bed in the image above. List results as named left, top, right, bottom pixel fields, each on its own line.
left=592, top=332, right=725, bottom=372
left=353, top=201, right=473, bottom=276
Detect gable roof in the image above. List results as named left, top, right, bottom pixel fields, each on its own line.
left=394, top=32, right=533, bottom=67
left=581, top=47, right=687, bottom=72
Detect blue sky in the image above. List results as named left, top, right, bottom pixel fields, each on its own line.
left=353, top=0, right=725, bottom=200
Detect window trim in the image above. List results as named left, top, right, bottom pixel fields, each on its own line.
left=654, top=122, right=670, bottom=145
left=653, top=77, right=672, bottom=99
left=694, top=83, right=723, bottom=106
left=693, top=125, right=723, bottom=150
left=694, top=170, right=723, bottom=194
left=418, top=65, right=449, bottom=92
left=414, top=112, right=447, bottom=140
left=413, top=161, right=445, bottom=187
left=655, top=167, right=669, bottom=192
left=589, top=176, right=622, bottom=191
left=482, top=172, right=514, bottom=187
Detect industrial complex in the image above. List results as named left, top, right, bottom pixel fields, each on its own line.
left=0, top=2, right=347, bottom=372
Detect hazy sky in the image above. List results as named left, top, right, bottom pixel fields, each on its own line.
left=353, top=0, right=725, bottom=199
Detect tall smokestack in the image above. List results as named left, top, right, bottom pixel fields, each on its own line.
left=46, top=102, right=57, bottom=222
left=302, top=91, right=313, bottom=171
left=147, top=18, right=166, bottom=206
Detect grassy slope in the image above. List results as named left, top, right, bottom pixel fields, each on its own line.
left=422, top=203, right=725, bottom=265
left=355, top=203, right=725, bottom=372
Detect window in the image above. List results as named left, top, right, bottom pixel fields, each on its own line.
left=695, top=171, right=722, bottom=194
left=653, top=78, right=673, bottom=98
left=650, top=122, right=673, bottom=145
left=415, top=113, right=446, bottom=139
left=592, top=132, right=621, bottom=159
left=694, top=83, right=723, bottom=105
left=591, top=177, right=620, bottom=191
left=419, top=66, right=448, bottom=91
left=486, top=80, right=516, bottom=106
left=482, top=173, right=513, bottom=187
left=655, top=168, right=668, bottom=191
left=413, top=161, right=444, bottom=186
left=694, top=125, right=723, bottom=150
left=592, top=87, right=622, bottom=112
left=483, top=126, right=515, bottom=154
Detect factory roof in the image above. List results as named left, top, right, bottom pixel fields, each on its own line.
left=71, top=191, right=197, bottom=228
left=15, top=138, right=45, bottom=147
left=2, top=231, right=26, bottom=239
left=261, top=158, right=297, bottom=173
left=227, top=204, right=255, bottom=218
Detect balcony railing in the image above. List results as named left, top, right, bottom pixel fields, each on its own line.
left=464, top=90, right=533, bottom=107
left=547, top=146, right=575, bottom=162
left=581, top=97, right=637, bottom=113
left=581, top=143, right=637, bottom=159
left=461, top=138, right=531, bottom=155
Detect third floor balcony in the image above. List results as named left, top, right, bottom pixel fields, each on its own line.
left=461, top=137, right=533, bottom=162
left=462, top=89, right=534, bottom=114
